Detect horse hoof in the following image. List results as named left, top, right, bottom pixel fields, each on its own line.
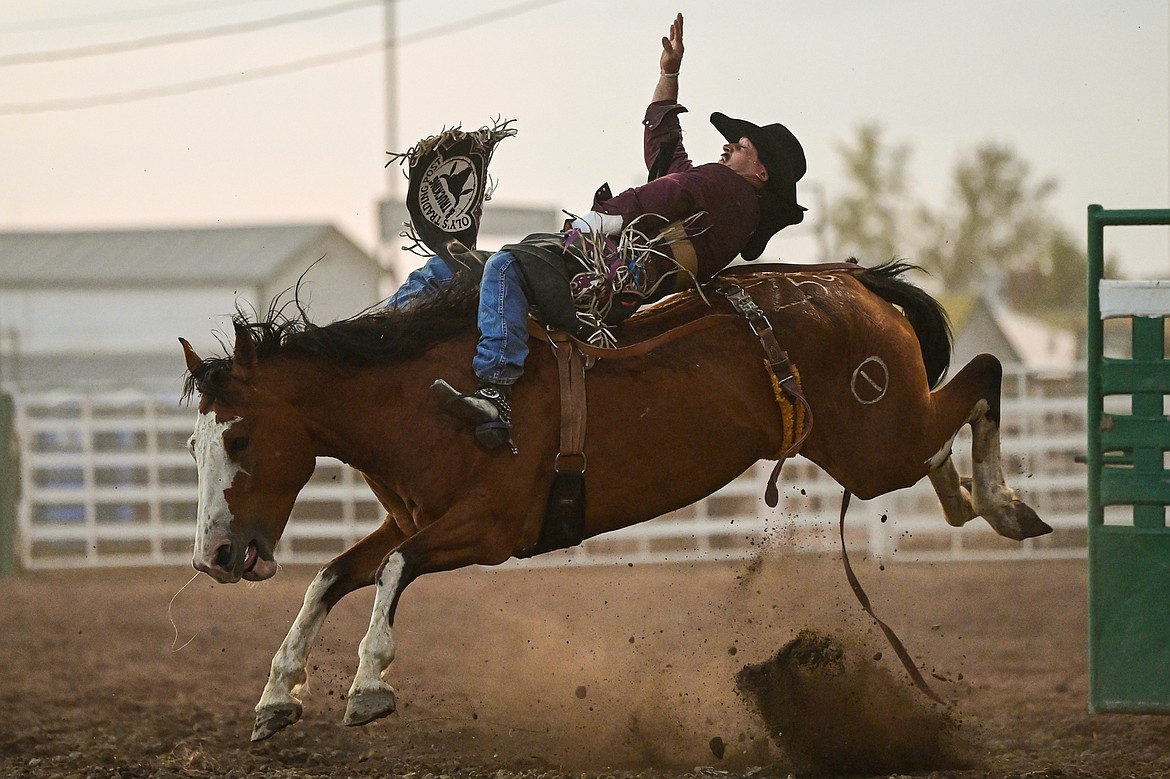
left=252, top=701, right=302, bottom=742
left=988, top=500, right=1053, bottom=541
left=344, top=685, right=397, bottom=727
left=1009, top=500, right=1053, bottom=540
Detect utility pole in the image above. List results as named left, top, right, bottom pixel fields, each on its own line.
left=377, top=0, right=405, bottom=291
left=375, top=0, right=559, bottom=289
left=383, top=0, right=399, bottom=198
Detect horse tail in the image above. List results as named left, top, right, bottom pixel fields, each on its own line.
left=856, top=260, right=953, bottom=388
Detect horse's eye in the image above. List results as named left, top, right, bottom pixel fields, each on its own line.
left=226, top=435, right=250, bottom=456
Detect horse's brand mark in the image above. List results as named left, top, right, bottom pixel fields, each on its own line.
left=791, top=273, right=843, bottom=296
left=769, top=273, right=845, bottom=311
left=851, top=356, right=890, bottom=404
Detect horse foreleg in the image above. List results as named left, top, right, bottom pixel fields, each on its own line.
left=344, top=550, right=410, bottom=726
left=343, top=505, right=517, bottom=728
left=252, top=519, right=405, bottom=741
left=252, top=569, right=335, bottom=741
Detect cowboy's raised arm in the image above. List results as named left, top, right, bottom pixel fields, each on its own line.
left=652, top=12, right=683, bottom=103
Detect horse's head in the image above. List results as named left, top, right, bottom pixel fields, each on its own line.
left=180, top=323, right=317, bottom=584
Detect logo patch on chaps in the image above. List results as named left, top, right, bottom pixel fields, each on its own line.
left=851, top=356, right=889, bottom=404
left=419, top=155, right=478, bottom=234
left=389, top=120, right=516, bottom=262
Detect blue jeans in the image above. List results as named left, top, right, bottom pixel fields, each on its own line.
left=386, top=253, right=529, bottom=386
left=385, top=254, right=457, bottom=307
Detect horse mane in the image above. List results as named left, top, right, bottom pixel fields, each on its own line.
left=856, top=260, right=953, bottom=388
left=182, top=280, right=480, bottom=403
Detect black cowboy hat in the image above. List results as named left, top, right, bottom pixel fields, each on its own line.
left=711, top=112, right=807, bottom=260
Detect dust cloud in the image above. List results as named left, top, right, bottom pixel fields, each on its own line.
left=373, top=547, right=975, bottom=775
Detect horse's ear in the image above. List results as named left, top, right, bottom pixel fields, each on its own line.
left=179, top=338, right=202, bottom=375
left=232, top=321, right=258, bottom=378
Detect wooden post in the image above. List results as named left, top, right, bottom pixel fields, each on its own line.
left=0, top=390, right=17, bottom=576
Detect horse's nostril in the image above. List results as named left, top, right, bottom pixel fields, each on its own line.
left=214, top=542, right=233, bottom=570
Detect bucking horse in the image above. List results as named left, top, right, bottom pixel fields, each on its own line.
left=180, top=259, right=1049, bottom=741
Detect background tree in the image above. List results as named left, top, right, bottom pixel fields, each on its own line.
left=824, top=128, right=1100, bottom=340
left=1001, top=224, right=1120, bottom=335
left=916, top=142, right=1057, bottom=295
left=823, top=122, right=914, bottom=262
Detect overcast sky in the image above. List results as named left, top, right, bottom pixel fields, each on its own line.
left=1, top=0, right=1167, bottom=281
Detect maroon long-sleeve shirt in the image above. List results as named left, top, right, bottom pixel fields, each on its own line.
left=591, top=100, right=762, bottom=282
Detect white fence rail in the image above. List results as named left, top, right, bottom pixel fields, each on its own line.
left=12, top=368, right=1089, bottom=570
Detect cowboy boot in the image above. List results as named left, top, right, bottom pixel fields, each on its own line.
left=430, top=379, right=515, bottom=451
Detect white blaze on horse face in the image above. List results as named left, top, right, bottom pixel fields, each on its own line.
left=190, top=411, right=242, bottom=560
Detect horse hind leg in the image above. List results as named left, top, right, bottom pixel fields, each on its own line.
left=927, top=454, right=977, bottom=528
left=967, top=400, right=1052, bottom=540
left=926, top=355, right=1052, bottom=542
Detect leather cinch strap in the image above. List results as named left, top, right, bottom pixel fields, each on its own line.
left=717, top=282, right=812, bottom=507
left=518, top=329, right=590, bottom=558
left=549, top=330, right=587, bottom=474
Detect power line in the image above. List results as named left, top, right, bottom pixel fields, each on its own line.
left=0, top=0, right=569, bottom=116
left=393, top=0, right=568, bottom=51
left=0, top=0, right=381, bottom=67
left=0, top=0, right=277, bottom=35
left=0, top=41, right=384, bottom=114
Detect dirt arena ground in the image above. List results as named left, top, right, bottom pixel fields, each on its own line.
left=1, top=554, right=1168, bottom=779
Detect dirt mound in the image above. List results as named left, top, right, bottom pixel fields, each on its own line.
left=736, top=628, right=974, bottom=777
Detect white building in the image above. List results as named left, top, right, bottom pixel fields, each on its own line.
left=947, top=294, right=1079, bottom=374
left=0, top=224, right=382, bottom=392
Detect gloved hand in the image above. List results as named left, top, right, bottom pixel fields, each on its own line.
left=570, top=211, right=623, bottom=236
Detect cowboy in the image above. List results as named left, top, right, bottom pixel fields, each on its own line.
left=387, top=12, right=807, bottom=450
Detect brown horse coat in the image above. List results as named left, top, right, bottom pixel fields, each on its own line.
left=181, top=261, right=1046, bottom=739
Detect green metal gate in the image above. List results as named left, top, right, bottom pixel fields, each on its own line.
left=1087, top=204, right=1170, bottom=713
